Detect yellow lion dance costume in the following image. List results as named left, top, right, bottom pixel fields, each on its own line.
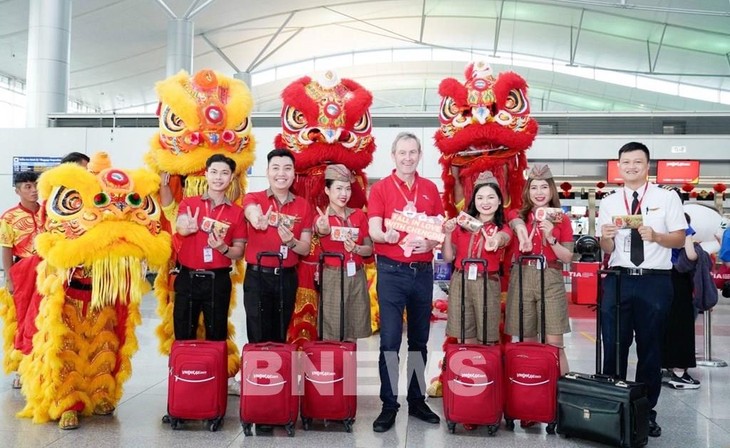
left=16, top=156, right=171, bottom=430
left=145, top=69, right=255, bottom=375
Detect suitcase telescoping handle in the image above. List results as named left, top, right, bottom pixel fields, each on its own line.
left=188, top=270, right=216, bottom=334
left=460, top=258, right=489, bottom=345
left=517, top=254, right=547, bottom=343
left=256, top=251, right=285, bottom=341
left=596, top=269, right=621, bottom=377
left=318, top=251, right=346, bottom=342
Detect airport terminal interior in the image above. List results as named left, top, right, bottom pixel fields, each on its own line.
left=1, top=1, right=730, bottom=447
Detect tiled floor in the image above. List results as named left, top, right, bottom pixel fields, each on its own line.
left=1, top=288, right=729, bottom=448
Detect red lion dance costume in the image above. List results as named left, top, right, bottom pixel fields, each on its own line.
left=275, top=70, right=376, bottom=345
left=12, top=156, right=171, bottom=429
left=428, top=61, right=538, bottom=397
left=144, top=69, right=256, bottom=375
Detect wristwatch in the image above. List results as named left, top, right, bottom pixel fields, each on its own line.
left=220, top=245, right=230, bottom=255
left=547, top=237, right=558, bottom=246
left=286, top=239, right=297, bottom=248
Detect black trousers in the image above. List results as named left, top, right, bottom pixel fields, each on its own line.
left=662, top=269, right=697, bottom=369
left=243, top=268, right=297, bottom=343
left=173, top=267, right=232, bottom=341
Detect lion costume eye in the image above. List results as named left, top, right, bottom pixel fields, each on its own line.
left=51, top=187, right=83, bottom=216
left=94, top=192, right=110, bottom=208
left=161, top=106, right=185, bottom=132
left=126, top=192, right=142, bottom=207
left=352, top=112, right=371, bottom=133
left=504, top=89, right=528, bottom=114
left=439, top=97, right=460, bottom=121
left=283, top=106, right=307, bottom=132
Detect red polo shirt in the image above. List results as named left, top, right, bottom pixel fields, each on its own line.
left=242, top=189, right=314, bottom=268
left=319, top=207, right=371, bottom=267
left=369, top=170, right=444, bottom=263
left=176, top=194, right=246, bottom=270
left=451, top=222, right=512, bottom=273
left=507, top=209, right=573, bottom=262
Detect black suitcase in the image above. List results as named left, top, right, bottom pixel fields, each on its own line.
left=556, top=269, right=649, bottom=447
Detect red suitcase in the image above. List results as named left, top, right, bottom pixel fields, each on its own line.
left=443, top=258, right=503, bottom=435
left=301, top=252, right=357, bottom=432
left=503, top=254, right=560, bottom=434
left=240, top=251, right=299, bottom=437
left=164, top=270, right=227, bottom=431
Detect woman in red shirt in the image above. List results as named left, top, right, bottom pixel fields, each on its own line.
left=507, top=164, right=574, bottom=376
left=315, top=165, right=373, bottom=341
left=442, top=172, right=512, bottom=344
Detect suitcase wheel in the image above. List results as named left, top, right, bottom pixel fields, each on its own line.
left=504, top=418, right=515, bottom=431
left=208, top=417, right=223, bottom=432
left=302, top=417, right=312, bottom=431
left=161, top=415, right=170, bottom=424
left=546, top=422, right=556, bottom=435
left=242, top=423, right=253, bottom=436
left=285, top=422, right=295, bottom=437
left=343, top=418, right=354, bottom=433
left=487, top=424, right=499, bottom=436
left=170, top=418, right=183, bottom=430
left=447, top=421, right=456, bottom=434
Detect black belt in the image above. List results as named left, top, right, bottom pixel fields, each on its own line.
left=179, top=266, right=232, bottom=274
left=377, top=255, right=431, bottom=271
left=249, top=264, right=296, bottom=276
left=615, top=267, right=671, bottom=276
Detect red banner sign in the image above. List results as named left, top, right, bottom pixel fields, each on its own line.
left=656, top=160, right=700, bottom=184
left=607, top=159, right=623, bottom=184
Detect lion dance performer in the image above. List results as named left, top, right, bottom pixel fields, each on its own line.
left=145, top=69, right=255, bottom=375
left=15, top=154, right=171, bottom=429
left=275, top=70, right=376, bottom=344
left=428, top=61, right=538, bottom=397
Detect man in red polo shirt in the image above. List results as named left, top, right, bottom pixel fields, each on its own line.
left=174, top=154, right=245, bottom=341
left=368, top=132, right=445, bottom=432
left=242, top=148, right=314, bottom=343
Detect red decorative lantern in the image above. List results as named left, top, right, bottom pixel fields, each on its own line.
left=713, top=183, right=726, bottom=194
left=559, top=181, right=572, bottom=198
left=596, top=181, right=606, bottom=189
left=681, top=183, right=694, bottom=193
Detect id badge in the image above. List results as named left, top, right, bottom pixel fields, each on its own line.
left=623, top=236, right=631, bottom=253
left=467, top=263, right=478, bottom=280
left=203, top=247, right=214, bottom=263
left=346, top=261, right=357, bottom=277
left=535, top=258, right=545, bottom=270
left=279, top=244, right=289, bottom=259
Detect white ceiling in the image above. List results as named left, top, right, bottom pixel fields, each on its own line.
left=0, top=0, right=729, bottom=114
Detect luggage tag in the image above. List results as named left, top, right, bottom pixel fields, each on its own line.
left=279, top=244, right=289, bottom=259
left=346, top=260, right=357, bottom=277
left=467, top=263, right=478, bottom=280
left=203, top=247, right=214, bottom=263
left=535, top=258, right=545, bottom=270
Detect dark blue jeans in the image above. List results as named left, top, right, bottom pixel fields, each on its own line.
left=376, top=256, right=433, bottom=411
left=601, top=273, right=672, bottom=409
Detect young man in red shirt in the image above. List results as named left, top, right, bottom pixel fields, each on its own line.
left=174, top=154, right=246, bottom=341
left=242, top=148, right=314, bottom=343
left=368, top=132, right=445, bottom=432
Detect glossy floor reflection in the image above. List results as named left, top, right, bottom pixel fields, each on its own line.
left=1, top=288, right=729, bottom=448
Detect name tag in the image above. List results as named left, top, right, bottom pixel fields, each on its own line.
left=467, top=263, right=478, bottom=280
left=346, top=260, right=357, bottom=277
left=203, top=247, right=214, bottom=263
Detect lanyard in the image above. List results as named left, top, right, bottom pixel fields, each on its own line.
left=622, top=183, right=649, bottom=215
left=391, top=173, right=418, bottom=209
left=467, top=231, right=484, bottom=260
left=204, top=199, right=226, bottom=222
left=527, top=212, right=545, bottom=255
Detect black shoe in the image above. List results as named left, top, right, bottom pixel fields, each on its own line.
left=649, top=414, right=662, bottom=437
left=373, top=409, right=397, bottom=432
left=408, top=401, right=440, bottom=424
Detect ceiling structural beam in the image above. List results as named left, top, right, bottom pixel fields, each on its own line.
left=154, top=0, right=177, bottom=19
left=418, top=0, right=426, bottom=43
left=649, top=23, right=667, bottom=73
left=323, top=6, right=417, bottom=44
left=186, top=0, right=215, bottom=20
left=183, top=0, right=203, bottom=18
left=248, top=28, right=302, bottom=71
left=247, top=11, right=295, bottom=72
left=492, top=0, right=505, bottom=56
left=201, top=33, right=240, bottom=72
left=569, top=9, right=584, bottom=66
